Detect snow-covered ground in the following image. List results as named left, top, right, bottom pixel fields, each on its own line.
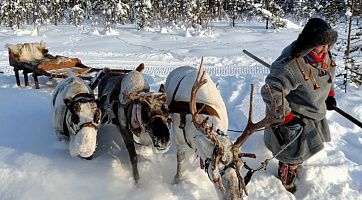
left=0, top=22, right=361, bottom=200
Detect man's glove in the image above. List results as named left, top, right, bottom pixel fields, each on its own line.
left=325, top=96, right=337, bottom=110
left=284, top=115, right=305, bottom=131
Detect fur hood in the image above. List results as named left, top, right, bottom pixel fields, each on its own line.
left=291, top=18, right=338, bottom=58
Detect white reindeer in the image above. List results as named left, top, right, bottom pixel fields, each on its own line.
left=52, top=76, right=102, bottom=159
left=165, top=59, right=279, bottom=199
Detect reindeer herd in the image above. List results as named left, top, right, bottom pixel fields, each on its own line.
left=51, top=59, right=279, bottom=200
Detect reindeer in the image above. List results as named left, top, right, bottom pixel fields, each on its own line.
left=96, top=65, right=171, bottom=184
left=52, top=76, right=102, bottom=159
left=165, top=59, right=280, bottom=199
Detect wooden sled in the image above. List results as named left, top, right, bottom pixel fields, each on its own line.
left=7, top=42, right=130, bottom=89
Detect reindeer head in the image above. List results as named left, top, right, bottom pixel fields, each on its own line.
left=190, top=58, right=281, bottom=199
left=123, top=85, right=171, bottom=152
left=64, top=94, right=102, bottom=158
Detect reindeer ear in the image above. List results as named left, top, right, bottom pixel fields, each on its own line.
left=136, top=63, right=144, bottom=72
left=63, top=98, right=72, bottom=107
left=102, top=67, right=112, bottom=74
left=158, top=84, right=166, bottom=93
left=99, top=94, right=107, bottom=104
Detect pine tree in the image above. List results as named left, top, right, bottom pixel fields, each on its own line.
left=226, top=0, right=239, bottom=27
left=334, top=0, right=362, bottom=91
left=70, top=2, right=85, bottom=27
left=151, top=0, right=168, bottom=26
left=292, top=0, right=317, bottom=22
left=102, top=0, right=119, bottom=32
left=0, top=0, right=27, bottom=29
left=320, top=0, right=346, bottom=25
left=38, top=1, right=50, bottom=25
left=49, top=0, right=65, bottom=25
left=135, top=0, right=152, bottom=29
left=168, top=0, right=187, bottom=27
left=185, top=0, right=208, bottom=28
left=115, top=0, right=129, bottom=25
left=253, top=0, right=284, bottom=29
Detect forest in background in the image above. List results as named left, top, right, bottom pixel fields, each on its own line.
left=1, top=0, right=361, bottom=87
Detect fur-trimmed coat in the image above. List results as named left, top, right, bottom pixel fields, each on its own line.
left=261, top=44, right=335, bottom=164
left=261, top=18, right=338, bottom=164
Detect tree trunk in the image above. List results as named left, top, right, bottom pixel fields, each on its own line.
left=344, top=4, right=353, bottom=93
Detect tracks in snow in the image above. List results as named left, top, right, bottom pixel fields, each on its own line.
left=0, top=60, right=271, bottom=76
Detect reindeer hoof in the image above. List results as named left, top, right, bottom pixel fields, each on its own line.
left=172, top=176, right=181, bottom=184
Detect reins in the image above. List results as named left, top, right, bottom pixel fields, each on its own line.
left=241, top=127, right=303, bottom=185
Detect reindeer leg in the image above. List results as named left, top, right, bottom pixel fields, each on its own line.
left=173, top=147, right=186, bottom=184
left=120, top=126, right=139, bottom=184
left=172, top=114, right=187, bottom=184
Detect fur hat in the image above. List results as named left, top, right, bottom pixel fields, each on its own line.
left=291, top=18, right=338, bottom=58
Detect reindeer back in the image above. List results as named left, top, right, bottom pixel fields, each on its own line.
left=165, top=66, right=228, bottom=132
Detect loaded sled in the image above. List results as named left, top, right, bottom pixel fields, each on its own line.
left=7, top=41, right=99, bottom=89
left=7, top=41, right=130, bottom=89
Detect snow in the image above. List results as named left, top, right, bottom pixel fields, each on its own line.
left=0, top=21, right=361, bottom=200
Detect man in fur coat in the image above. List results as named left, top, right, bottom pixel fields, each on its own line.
left=261, top=18, right=338, bottom=193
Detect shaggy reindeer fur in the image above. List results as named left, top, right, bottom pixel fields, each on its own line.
left=98, top=69, right=170, bottom=184
left=165, top=66, right=242, bottom=199
left=52, top=77, right=101, bottom=158
left=7, top=41, right=46, bottom=62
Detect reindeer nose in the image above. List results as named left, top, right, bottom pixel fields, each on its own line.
left=80, top=155, right=93, bottom=160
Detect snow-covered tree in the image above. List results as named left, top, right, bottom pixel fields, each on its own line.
left=185, top=0, right=208, bottom=28
left=168, top=0, right=187, bottom=27
left=292, top=0, right=317, bottom=22
left=135, top=0, right=152, bottom=29
left=49, top=0, right=65, bottom=25
left=239, top=0, right=257, bottom=19
left=225, top=0, right=240, bottom=27
left=102, top=1, right=117, bottom=32
left=70, top=3, right=85, bottom=26
left=115, top=1, right=129, bottom=25
left=253, top=0, right=285, bottom=29
left=319, top=0, right=346, bottom=25
left=0, top=0, right=27, bottom=29
left=334, top=0, right=362, bottom=91
left=151, top=0, right=168, bottom=26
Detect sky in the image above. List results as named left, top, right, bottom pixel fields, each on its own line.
left=0, top=21, right=361, bottom=200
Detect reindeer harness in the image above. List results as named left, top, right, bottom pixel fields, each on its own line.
left=168, top=75, right=220, bottom=148
left=61, top=92, right=99, bottom=137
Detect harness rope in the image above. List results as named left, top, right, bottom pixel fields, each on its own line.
left=241, top=127, right=303, bottom=185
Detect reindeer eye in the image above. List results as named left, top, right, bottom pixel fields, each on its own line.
left=89, top=101, right=97, bottom=108
left=162, top=104, right=168, bottom=112
left=73, top=102, right=81, bottom=112
left=94, top=109, right=101, bottom=123
left=71, top=114, right=80, bottom=124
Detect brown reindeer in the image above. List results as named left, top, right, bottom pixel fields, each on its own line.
left=97, top=65, right=170, bottom=184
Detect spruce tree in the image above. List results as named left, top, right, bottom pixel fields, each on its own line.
left=135, top=0, right=152, bottom=29
left=49, top=0, right=65, bottom=25
left=70, top=2, right=85, bottom=27
left=115, top=0, right=129, bottom=25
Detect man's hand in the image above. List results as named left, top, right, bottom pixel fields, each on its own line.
left=284, top=116, right=305, bottom=131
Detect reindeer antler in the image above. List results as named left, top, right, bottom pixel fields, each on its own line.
left=227, top=84, right=284, bottom=196
left=190, top=57, right=226, bottom=192
left=190, top=57, right=221, bottom=146
left=232, top=84, right=284, bottom=152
